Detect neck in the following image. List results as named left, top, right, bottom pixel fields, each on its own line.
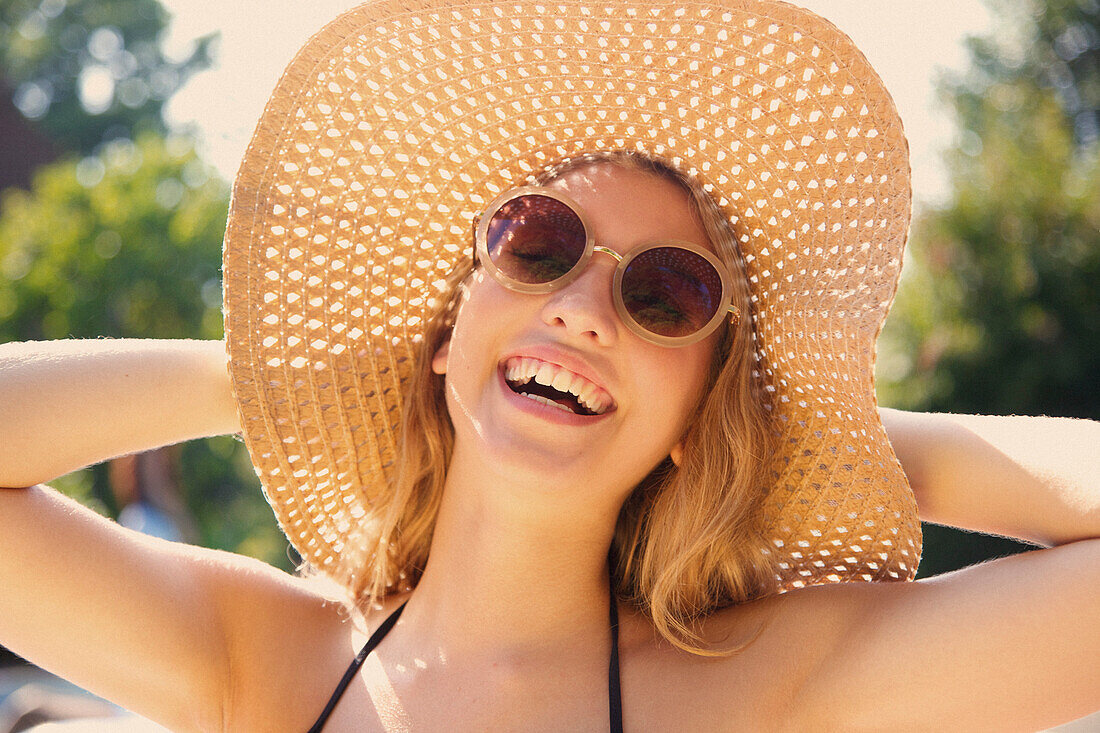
left=399, top=445, right=622, bottom=663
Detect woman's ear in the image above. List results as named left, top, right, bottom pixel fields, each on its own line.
left=431, top=337, right=450, bottom=375
left=670, top=441, right=684, bottom=467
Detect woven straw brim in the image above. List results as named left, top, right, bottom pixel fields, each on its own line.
left=223, top=0, right=921, bottom=594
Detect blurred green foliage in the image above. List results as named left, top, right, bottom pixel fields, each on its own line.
left=1, top=0, right=214, bottom=154
left=879, top=0, right=1100, bottom=575
left=881, top=0, right=1100, bottom=416
left=0, top=133, right=225, bottom=339
left=0, top=132, right=289, bottom=570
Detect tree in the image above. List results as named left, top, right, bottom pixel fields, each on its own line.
left=1033, top=0, right=1100, bottom=148
left=0, top=0, right=214, bottom=155
left=879, top=0, right=1100, bottom=575
left=0, top=133, right=288, bottom=569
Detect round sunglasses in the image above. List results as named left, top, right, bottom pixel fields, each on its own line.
left=474, top=187, right=741, bottom=347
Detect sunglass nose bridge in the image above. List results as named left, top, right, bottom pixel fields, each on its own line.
left=592, top=245, right=623, bottom=263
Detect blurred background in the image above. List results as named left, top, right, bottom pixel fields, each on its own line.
left=1, top=0, right=1097, bottom=729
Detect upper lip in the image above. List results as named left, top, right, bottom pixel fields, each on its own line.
left=498, top=343, right=617, bottom=404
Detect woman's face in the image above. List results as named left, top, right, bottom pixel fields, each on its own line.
left=434, top=163, right=721, bottom=503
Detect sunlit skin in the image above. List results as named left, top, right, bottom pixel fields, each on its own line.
left=432, top=164, right=719, bottom=514
left=2, top=163, right=1099, bottom=732
left=359, top=164, right=727, bottom=722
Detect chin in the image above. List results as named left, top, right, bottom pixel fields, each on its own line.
left=459, top=428, right=666, bottom=509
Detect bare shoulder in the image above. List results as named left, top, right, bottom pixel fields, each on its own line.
left=620, top=539, right=1100, bottom=732
left=775, top=539, right=1100, bottom=731
left=616, top=592, right=818, bottom=731
left=208, top=553, right=405, bottom=732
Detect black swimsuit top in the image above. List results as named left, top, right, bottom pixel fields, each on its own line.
left=307, top=590, right=623, bottom=732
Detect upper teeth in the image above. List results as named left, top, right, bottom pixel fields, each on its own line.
left=503, top=357, right=613, bottom=415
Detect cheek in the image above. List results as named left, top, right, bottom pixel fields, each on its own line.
left=634, top=340, right=714, bottom=433
left=444, top=271, right=536, bottom=373
left=673, top=339, right=720, bottom=423
left=456, top=269, right=548, bottom=332
left=450, top=271, right=498, bottom=344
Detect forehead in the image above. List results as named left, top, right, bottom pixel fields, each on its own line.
left=541, top=163, right=711, bottom=253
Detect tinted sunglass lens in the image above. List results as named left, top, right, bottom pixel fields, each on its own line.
left=485, top=195, right=586, bottom=284
left=621, top=247, right=723, bottom=337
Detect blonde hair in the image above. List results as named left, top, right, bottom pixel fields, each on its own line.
left=347, top=150, right=777, bottom=655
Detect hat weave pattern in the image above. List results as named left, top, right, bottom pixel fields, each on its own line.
left=224, top=0, right=921, bottom=594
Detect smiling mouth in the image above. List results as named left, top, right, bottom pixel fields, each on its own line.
left=502, top=357, right=614, bottom=416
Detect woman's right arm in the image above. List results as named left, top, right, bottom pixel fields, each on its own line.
left=0, top=338, right=239, bottom=486
left=0, top=339, right=329, bottom=732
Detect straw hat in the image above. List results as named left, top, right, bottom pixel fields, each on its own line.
left=223, top=0, right=922, bottom=595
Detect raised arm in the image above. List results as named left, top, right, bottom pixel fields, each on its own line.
left=0, top=339, right=314, bottom=732
left=880, top=408, right=1100, bottom=546
left=775, top=410, right=1100, bottom=729
left=0, top=338, right=239, bottom=487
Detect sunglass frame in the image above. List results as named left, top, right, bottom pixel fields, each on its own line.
left=474, top=186, right=739, bottom=347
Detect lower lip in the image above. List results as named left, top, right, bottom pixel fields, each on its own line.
left=497, top=368, right=614, bottom=426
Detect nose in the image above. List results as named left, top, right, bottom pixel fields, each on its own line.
left=540, top=250, right=620, bottom=346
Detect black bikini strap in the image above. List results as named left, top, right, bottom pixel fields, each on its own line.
left=609, top=581, right=623, bottom=733
left=307, top=600, right=407, bottom=733
left=309, top=590, right=622, bottom=733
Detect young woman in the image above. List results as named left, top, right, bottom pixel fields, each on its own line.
left=2, top=1, right=1098, bottom=730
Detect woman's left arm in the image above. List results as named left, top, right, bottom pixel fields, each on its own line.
left=880, top=408, right=1100, bottom=546
left=775, top=410, right=1100, bottom=729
